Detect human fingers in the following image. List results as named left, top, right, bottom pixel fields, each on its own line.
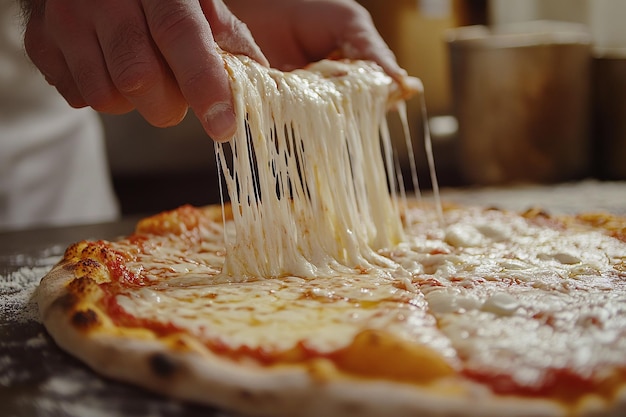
left=201, top=0, right=268, bottom=66
left=23, top=10, right=87, bottom=108
left=337, top=2, right=420, bottom=96
left=142, top=0, right=237, bottom=142
left=281, top=0, right=418, bottom=96
left=94, top=0, right=188, bottom=127
left=40, top=0, right=133, bottom=114
left=341, top=36, right=421, bottom=98
left=24, top=0, right=187, bottom=125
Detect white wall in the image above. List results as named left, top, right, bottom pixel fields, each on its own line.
left=489, top=0, right=586, bottom=24
left=489, top=0, right=626, bottom=52
left=589, top=0, right=626, bottom=52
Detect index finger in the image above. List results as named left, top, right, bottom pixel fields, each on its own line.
left=341, top=24, right=420, bottom=96
left=141, top=0, right=235, bottom=141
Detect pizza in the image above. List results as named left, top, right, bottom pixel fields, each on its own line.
left=36, top=56, right=626, bottom=417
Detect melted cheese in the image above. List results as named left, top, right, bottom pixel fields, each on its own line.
left=115, top=273, right=453, bottom=358
left=394, top=206, right=626, bottom=389
left=215, top=56, right=405, bottom=279
left=106, top=203, right=626, bottom=392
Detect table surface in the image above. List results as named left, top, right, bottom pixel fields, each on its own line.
left=0, top=218, right=226, bottom=417
left=1, top=181, right=625, bottom=417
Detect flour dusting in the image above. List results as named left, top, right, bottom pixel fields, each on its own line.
left=0, top=257, right=59, bottom=324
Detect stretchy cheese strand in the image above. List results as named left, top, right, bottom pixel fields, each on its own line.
left=215, top=56, right=407, bottom=280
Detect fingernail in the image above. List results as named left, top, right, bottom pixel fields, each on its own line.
left=204, top=103, right=236, bottom=141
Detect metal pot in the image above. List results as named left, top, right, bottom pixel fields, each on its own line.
left=593, top=49, right=626, bottom=180
left=447, top=21, right=592, bottom=185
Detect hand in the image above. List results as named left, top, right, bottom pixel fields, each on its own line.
left=22, top=0, right=414, bottom=143
left=226, top=0, right=419, bottom=95
left=22, top=0, right=268, bottom=141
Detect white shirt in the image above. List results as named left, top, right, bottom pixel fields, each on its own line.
left=0, top=1, right=119, bottom=231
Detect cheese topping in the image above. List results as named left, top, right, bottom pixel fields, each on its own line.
left=98, top=202, right=626, bottom=394
left=396, top=206, right=626, bottom=391
left=215, top=56, right=405, bottom=279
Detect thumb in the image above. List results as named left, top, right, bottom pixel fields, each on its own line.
left=201, top=0, right=269, bottom=66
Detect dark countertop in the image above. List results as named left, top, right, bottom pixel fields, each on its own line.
left=0, top=218, right=226, bottom=417
left=1, top=180, right=625, bottom=417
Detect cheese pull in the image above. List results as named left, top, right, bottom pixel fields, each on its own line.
left=216, top=55, right=411, bottom=280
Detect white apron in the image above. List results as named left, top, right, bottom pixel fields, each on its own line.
left=0, top=1, right=119, bottom=230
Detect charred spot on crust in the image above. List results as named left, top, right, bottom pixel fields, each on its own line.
left=56, top=293, right=79, bottom=311
left=76, top=258, right=101, bottom=272
left=71, top=309, right=99, bottom=329
left=149, top=353, right=179, bottom=378
left=64, top=241, right=89, bottom=259
left=67, top=276, right=97, bottom=296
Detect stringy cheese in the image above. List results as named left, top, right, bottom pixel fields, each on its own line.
left=215, top=56, right=406, bottom=279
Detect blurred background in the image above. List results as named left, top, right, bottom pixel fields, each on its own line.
left=102, top=0, right=626, bottom=216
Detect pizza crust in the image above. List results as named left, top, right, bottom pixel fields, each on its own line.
left=36, top=262, right=626, bottom=417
